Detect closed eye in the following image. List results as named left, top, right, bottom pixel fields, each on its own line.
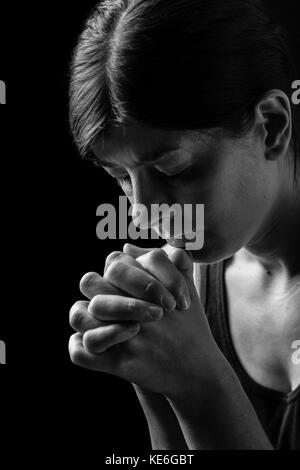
left=155, top=164, right=192, bottom=178
left=106, top=161, right=192, bottom=193
left=114, top=165, right=191, bottom=186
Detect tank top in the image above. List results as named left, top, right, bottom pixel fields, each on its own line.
left=193, top=259, right=300, bottom=450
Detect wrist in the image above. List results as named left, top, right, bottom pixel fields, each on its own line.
left=165, top=344, right=233, bottom=407
left=165, top=360, right=273, bottom=450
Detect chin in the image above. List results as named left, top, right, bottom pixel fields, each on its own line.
left=186, top=234, right=239, bottom=264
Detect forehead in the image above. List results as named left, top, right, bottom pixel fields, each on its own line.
left=92, top=123, right=188, bottom=166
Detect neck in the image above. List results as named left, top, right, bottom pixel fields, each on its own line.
left=244, top=173, right=300, bottom=284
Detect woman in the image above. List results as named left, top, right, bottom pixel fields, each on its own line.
left=68, top=0, right=300, bottom=449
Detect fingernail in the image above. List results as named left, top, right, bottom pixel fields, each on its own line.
left=178, top=295, right=191, bottom=310
left=162, top=295, right=177, bottom=311
left=148, top=306, right=163, bottom=320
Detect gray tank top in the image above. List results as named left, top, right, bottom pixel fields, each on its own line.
left=193, top=259, right=300, bottom=450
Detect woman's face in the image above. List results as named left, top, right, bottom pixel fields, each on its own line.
left=93, top=122, right=280, bottom=263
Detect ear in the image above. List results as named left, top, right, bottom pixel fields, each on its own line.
left=254, top=90, right=292, bottom=161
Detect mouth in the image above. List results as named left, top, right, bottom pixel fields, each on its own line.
left=152, top=216, right=201, bottom=248
left=166, top=232, right=198, bottom=248
left=166, top=238, right=187, bottom=248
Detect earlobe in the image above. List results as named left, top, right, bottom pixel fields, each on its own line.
left=255, top=90, right=292, bottom=161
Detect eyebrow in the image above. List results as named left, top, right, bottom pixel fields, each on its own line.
left=94, top=146, right=181, bottom=169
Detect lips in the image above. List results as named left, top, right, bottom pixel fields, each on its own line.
left=167, top=232, right=197, bottom=248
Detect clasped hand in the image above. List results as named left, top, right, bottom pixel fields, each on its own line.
left=69, top=244, right=221, bottom=400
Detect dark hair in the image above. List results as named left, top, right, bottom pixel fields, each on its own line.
left=69, top=0, right=299, bottom=184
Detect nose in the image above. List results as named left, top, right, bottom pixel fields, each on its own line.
left=130, top=167, right=173, bottom=231
left=131, top=167, right=168, bottom=207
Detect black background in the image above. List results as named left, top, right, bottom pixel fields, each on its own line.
left=0, top=0, right=299, bottom=456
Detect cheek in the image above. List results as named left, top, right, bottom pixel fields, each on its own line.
left=201, top=162, right=263, bottom=234
left=216, top=172, right=274, bottom=248
left=185, top=146, right=276, bottom=260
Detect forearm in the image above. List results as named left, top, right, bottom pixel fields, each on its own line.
left=132, top=384, right=188, bottom=450
left=166, top=362, right=273, bottom=450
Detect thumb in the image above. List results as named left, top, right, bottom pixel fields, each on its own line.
left=162, top=246, right=198, bottom=302
left=124, top=242, right=198, bottom=301
left=124, top=242, right=194, bottom=279
left=162, top=245, right=194, bottom=279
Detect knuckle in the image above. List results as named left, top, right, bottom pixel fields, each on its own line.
left=106, top=250, right=123, bottom=262
left=70, top=310, right=82, bottom=331
left=79, top=272, right=99, bottom=293
left=144, top=280, right=157, bottom=295
left=147, top=248, right=165, bottom=262
left=88, top=294, right=101, bottom=310
left=69, top=340, right=84, bottom=366
left=105, top=251, right=123, bottom=270
left=70, top=348, right=84, bottom=366
left=82, top=330, right=94, bottom=350
left=69, top=301, right=85, bottom=330
left=83, top=328, right=108, bottom=353
left=105, top=259, right=126, bottom=280
left=88, top=295, right=105, bottom=319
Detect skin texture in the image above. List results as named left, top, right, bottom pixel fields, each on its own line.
left=70, top=246, right=220, bottom=396
left=92, top=92, right=300, bottom=272
left=68, top=89, right=300, bottom=449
